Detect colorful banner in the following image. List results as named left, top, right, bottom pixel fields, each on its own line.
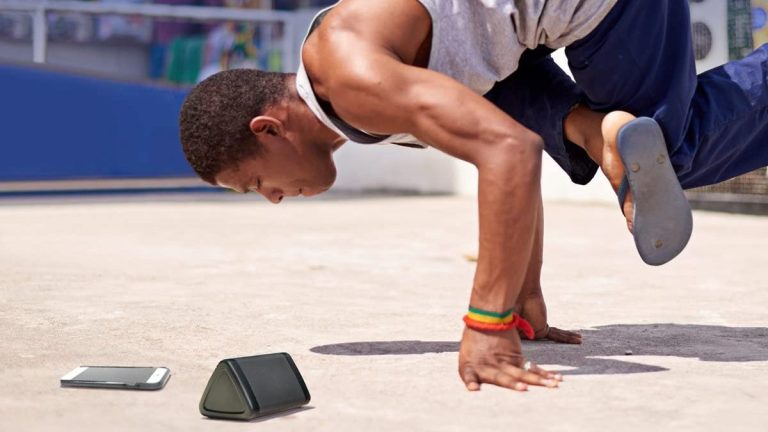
left=753, top=0, right=768, bottom=47
left=729, top=0, right=754, bottom=60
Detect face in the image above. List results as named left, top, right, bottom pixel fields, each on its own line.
left=214, top=133, right=337, bottom=204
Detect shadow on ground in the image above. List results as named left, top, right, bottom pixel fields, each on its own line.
left=310, top=324, right=768, bottom=375
left=201, top=407, right=315, bottom=423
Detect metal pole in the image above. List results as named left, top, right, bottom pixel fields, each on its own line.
left=282, top=18, right=295, bottom=72
left=0, top=0, right=306, bottom=68
left=0, top=0, right=294, bottom=23
left=32, top=3, right=46, bottom=63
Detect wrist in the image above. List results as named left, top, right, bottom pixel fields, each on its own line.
left=468, top=290, right=517, bottom=315
left=462, top=305, right=535, bottom=339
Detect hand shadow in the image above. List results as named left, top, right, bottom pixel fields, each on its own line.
left=309, top=323, right=768, bottom=375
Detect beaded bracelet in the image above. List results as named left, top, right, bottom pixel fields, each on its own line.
left=463, top=306, right=535, bottom=339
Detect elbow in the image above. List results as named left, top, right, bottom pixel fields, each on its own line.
left=507, top=129, right=545, bottom=155
left=478, top=133, right=544, bottom=172
left=515, top=133, right=545, bottom=156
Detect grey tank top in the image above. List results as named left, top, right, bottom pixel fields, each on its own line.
left=295, top=0, right=617, bottom=146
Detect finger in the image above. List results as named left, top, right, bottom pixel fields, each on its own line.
left=526, top=361, right=563, bottom=382
left=551, top=328, right=582, bottom=344
left=460, top=365, right=481, bottom=391
left=478, top=367, right=527, bottom=392
left=500, top=363, right=559, bottom=388
left=547, top=327, right=583, bottom=345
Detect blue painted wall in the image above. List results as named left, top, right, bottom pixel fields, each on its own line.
left=0, top=63, right=193, bottom=181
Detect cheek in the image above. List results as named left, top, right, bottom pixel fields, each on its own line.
left=299, top=152, right=328, bottom=179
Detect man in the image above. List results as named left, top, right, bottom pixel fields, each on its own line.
left=179, top=0, right=768, bottom=391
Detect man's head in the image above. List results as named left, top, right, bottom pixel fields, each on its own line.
left=179, top=69, right=342, bottom=203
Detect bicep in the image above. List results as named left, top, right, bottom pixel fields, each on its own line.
left=327, top=53, right=538, bottom=166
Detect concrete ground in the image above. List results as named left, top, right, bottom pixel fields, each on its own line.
left=1, top=193, right=767, bottom=432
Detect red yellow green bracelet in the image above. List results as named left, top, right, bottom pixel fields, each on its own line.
left=463, top=306, right=535, bottom=339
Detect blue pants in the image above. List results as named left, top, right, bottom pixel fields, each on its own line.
left=486, top=0, right=768, bottom=189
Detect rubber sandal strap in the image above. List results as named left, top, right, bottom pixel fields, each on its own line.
left=617, top=175, right=630, bottom=212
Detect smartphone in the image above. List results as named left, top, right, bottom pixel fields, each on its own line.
left=60, top=366, right=170, bottom=390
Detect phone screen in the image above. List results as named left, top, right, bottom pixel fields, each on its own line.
left=73, top=367, right=157, bottom=384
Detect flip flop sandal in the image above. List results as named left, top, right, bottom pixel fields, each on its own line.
left=616, top=117, right=693, bottom=266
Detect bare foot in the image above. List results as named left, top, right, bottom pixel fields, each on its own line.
left=600, top=111, right=637, bottom=233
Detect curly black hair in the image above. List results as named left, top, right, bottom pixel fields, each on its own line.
left=179, top=69, right=290, bottom=184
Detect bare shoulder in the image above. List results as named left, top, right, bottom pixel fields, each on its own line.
left=302, top=0, right=431, bottom=98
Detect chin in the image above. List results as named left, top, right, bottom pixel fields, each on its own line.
left=300, top=171, right=335, bottom=197
left=303, top=188, right=329, bottom=197
left=306, top=183, right=333, bottom=197
left=321, top=162, right=337, bottom=189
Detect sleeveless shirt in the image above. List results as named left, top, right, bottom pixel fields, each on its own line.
left=295, top=0, right=617, bottom=147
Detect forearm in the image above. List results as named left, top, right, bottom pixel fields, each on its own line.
left=320, top=50, right=545, bottom=313
left=470, top=143, right=543, bottom=313
left=516, top=194, right=544, bottom=304
left=515, top=195, right=550, bottom=336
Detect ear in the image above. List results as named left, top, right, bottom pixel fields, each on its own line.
left=249, top=116, right=285, bottom=139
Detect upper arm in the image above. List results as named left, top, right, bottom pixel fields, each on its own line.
left=322, top=43, right=542, bottom=167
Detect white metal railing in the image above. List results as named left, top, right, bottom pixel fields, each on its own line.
left=0, top=0, right=313, bottom=72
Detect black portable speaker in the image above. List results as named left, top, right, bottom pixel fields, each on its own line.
left=199, top=353, right=311, bottom=420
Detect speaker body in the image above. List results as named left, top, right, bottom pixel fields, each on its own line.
left=199, top=353, right=311, bottom=420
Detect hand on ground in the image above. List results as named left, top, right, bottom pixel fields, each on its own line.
left=527, top=325, right=583, bottom=344
left=458, top=327, right=562, bottom=391
left=517, top=291, right=582, bottom=344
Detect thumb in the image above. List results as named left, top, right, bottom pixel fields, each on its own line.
left=461, top=366, right=481, bottom=391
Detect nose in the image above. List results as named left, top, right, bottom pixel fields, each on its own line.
left=264, top=188, right=284, bottom=204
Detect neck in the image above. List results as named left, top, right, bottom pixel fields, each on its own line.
left=285, top=74, right=345, bottom=153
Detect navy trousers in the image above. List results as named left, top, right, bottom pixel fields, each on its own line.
left=486, top=0, right=768, bottom=189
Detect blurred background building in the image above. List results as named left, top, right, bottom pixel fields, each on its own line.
left=0, top=0, right=766, bottom=213
left=0, top=0, right=337, bottom=82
